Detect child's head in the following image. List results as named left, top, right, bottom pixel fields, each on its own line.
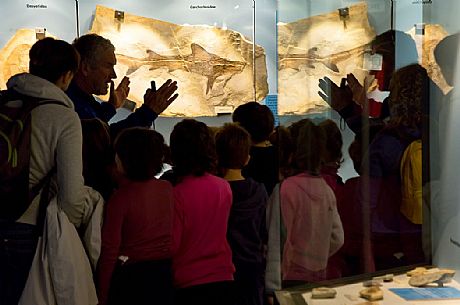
left=215, top=123, right=251, bottom=172
left=81, top=118, right=115, bottom=198
left=289, top=119, right=326, bottom=175
left=81, top=118, right=113, bottom=175
left=232, top=102, right=275, bottom=144
left=319, top=119, right=343, bottom=166
left=114, top=127, right=165, bottom=181
left=170, top=119, right=217, bottom=177
left=270, top=125, right=294, bottom=179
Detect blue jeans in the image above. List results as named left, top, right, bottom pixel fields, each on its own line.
left=0, top=221, right=38, bottom=305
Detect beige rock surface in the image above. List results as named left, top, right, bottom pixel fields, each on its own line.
left=91, top=5, right=268, bottom=117
left=359, top=286, right=384, bottom=301
left=0, top=29, right=56, bottom=89
left=407, top=266, right=428, bottom=277
left=311, top=287, right=337, bottom=299
left=408, top=268, right=455, bottom=287
left=407, top=24, right=452, bottom=95
left=278, top=2, right=376, bottom=115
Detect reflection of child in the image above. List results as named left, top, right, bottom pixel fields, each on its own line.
left=281, top=119, right=344, bottom=283
left=216, top=123, right=268, bottom=305
left=319, top=119, right=344, bottom=193
left=98, top=128, right=174, bottom=305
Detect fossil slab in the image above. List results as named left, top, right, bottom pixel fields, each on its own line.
left=90, top=5, right=268, bottom=117
left=0, top=29, right=56, bottom=89
left=278, top=2, right=376, bottom=115
left=407, top=24, right=452, bottom=95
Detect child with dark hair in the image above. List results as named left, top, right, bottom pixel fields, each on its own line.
left=98, top=127, right=174, bottom=305
left=269, top=126, right=295, bottom=180
left=318, top=119, right=345, bottom=279
left=319, top=119, right=344, bottom=193
left=215, top=123, right=268, bottom=305
left=280, top=119, right=344, bottom=283
left=81, top=118, right=117, bottom=200
left=168, top=119, right=235, bottom=305
left=233, top=102, right=279, bottom=195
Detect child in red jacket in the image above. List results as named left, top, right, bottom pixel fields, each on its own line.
left=98, top=127, right=174, bottom=305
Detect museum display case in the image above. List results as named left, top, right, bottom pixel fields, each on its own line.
left=272, top=0, right=460, bottom=304
left=1, top=1, right=460, bottom=303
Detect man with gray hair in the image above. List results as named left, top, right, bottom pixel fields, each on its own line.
left=66, top=34, right=178, bottom=137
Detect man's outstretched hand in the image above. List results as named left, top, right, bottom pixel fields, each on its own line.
left=144, top=79, right=179, bottom=115
left=347, top=73, right=375, bottom=107
left=109, top=76, right=130, bottom=109
left=318, top=76, right=353, bottom=112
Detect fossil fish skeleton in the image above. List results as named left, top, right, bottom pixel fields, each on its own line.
left=116, top=43, right=247, bottom=94
left=279, top=45, right=368, bottom=73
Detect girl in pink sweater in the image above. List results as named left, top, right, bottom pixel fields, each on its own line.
left=165, top=119, right=235, bottom=305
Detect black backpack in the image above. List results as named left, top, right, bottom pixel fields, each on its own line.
left=0, top=89, right=65, bottom=222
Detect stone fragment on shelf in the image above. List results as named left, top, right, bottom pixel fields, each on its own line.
left=359, top=286, right=384, bottom=301
left=409, top=269, right=456, bottom=287
left=407, top=267, right=428, bottom=277
left=363, top=279, right=382, bottom=287
left=311, top=287, right=337, bottom=299
left=373, top=273, right=394, bottom=282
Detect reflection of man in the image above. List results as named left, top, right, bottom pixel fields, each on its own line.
left=318, top=30, right=418, bottom=134
left=318, top=30, right=424, bottom=272
left=66, top=34, right=178, bottom=137
left=431, top=33, right=460, bottom=265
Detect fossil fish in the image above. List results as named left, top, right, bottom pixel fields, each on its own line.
left=279, top=45, right=368, bottom=73
left=116, top=43, right=247, bottom=94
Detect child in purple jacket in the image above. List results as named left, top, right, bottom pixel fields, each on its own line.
left=216, top=123, right=268, bottom=305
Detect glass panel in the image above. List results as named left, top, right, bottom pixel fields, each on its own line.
left=425, top=0, right=460, bottom=280
left=273, top=1, right=433, bottom=292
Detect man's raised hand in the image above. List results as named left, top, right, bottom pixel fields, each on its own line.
left=144, top=79, right=179, bottom=115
